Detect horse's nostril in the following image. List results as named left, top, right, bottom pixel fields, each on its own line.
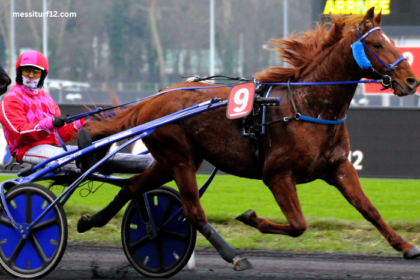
left=406, top=78, right=419, bottom=90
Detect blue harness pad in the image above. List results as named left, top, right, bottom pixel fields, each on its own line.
left=352, top=41, right=372, bottom=70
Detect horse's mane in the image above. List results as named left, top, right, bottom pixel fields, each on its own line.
left=255, top=14, right=365, bottom=83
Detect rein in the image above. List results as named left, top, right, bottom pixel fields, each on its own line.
left=65, top=85, right=236, bottom=124
left=63, top=77, right=379, bottom=134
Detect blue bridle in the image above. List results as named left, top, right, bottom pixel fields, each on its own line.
left=352, top=25, right=406, bottom=89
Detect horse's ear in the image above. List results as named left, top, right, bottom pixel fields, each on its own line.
left=363, top=7, right=375, bottom=22
left=373, top=10, right=382, bottom=26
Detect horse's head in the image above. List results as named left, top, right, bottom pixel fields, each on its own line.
left=0, top=64, right=11, bottom=95
left=353, top=7, right=419, bottom=96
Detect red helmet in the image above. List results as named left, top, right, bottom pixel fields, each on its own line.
left=16, top=50, right=49, bottom=76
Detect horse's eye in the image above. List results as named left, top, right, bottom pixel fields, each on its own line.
left=373, top=43, right=383, bottom=49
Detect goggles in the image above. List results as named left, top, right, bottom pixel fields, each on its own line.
left=21, top=67, right=42, bottom=78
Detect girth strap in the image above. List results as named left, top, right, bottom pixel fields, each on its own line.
left=245, top=85, right=271, bottom=170
left=249, top=132, right=262, bottom=169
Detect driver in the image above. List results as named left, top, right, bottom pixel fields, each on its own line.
left=0, top=50, right=154, bottom=173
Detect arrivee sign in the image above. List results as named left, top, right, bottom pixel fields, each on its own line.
left=364, top=47, right=420, bottom=95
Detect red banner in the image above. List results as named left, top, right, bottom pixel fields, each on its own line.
left=364, top=47, right=420, bottom=95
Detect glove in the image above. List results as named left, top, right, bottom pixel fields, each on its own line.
left=52, top=115, right=67, bottom=128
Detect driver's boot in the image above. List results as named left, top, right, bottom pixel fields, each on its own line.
left=76, top=129, right=99, bottom=172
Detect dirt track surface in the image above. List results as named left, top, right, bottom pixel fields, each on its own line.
left=1, top=244, right=420, bottom=280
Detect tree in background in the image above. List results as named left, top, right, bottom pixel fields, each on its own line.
left=108, top=1, right=126, bottom=82
left=0, top=0, right=313, bottom=89
left=0, top=0, right=12, bottom=75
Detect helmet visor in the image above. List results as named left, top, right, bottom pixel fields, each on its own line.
left=22, top=67, right=42, bottom=78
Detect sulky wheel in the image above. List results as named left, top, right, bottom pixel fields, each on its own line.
left=121, top=186, right=196, bottom=278
left=0, top=183, right=67, bottom=278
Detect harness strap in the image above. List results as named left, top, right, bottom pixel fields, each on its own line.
left=183, top=75, right=253, bottom=83
left=245, top=85, right=271, bottom=170
left=298, top=114, right=347, bottom=124
left=287, top=78, right=298, bottom=116
left=258, top=80, right=380, bottom=86
left=55, top=128, right=68, bottom=152
left=359, top=26, right=381, bottom=40
left=258, top=114, right=347, bottom=127
left=258, top=79, right=347, bottom=127
left=389, top=57, right=406, bottom=71
left=249, top=132, right=262, bottom=168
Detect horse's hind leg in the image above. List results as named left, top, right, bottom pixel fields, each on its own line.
left=329, top=161, right=420, bottom=259
left=168, top=162, right=253, bottom=271
left=237, top=174, right=308, bottom=237
left=77, top=162, right=172, bottom=233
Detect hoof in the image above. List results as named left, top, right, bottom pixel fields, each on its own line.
left=233, top=255, right=253, bottom=271
left=236, top=209, right=255, bottom=224
left=77, top=214, right=93, bottom=233
left=403, top=246, right=420, bottom=260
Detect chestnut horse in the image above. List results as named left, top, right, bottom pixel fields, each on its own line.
left=80, top=8, right=420, bottom=270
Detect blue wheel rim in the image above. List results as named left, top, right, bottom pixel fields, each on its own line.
left=126, top=190, right=193, bottom=273
left=0, top=189, right=61, bottom=274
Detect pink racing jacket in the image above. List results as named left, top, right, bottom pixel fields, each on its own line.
left=0, top=84, right=83, bottom=163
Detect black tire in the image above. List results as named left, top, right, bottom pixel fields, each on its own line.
left=121, top=186, right=196, bottom=278
left=0, top=183, right=68, bottom=278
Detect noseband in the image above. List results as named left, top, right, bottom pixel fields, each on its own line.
left=352, top=25, right=406, bottom=89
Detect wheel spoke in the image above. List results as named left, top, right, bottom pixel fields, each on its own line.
left=158, top=199, right=175, bottom=227
left=30, top=234, right=48, bottom=264
left=130, top=235, right=152, bottom=250
left=25, top=192, right=32, bottom=224
left=32, top=217, right=58, bottom=233
left=7, top=237, right=26, bottom=266
left=160, top=230, right=188, bottom=242
left=156, top=237, right=165, bottom=271
left=0, top=215, right=14, bottom=229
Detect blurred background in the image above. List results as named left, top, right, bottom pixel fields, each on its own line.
left=0, top=0, right=419, bottom=177
left=0, top=0, right=418, bottom=107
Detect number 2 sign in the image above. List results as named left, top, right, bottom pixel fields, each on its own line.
left=226, top=83, right=255, bottom=119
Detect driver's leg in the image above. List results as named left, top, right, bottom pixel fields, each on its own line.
left=23, top=144, right=155, bottom=174
left=100, top=153, right=155, bottom=174
left=77, top=128, right=155, bottom=173
left=23, top=144, right=79, bottom=171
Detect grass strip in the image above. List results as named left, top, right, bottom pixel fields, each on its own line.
left=2, top=174, right=420, bottom=254
left=63, top=205, right=419, bottom=256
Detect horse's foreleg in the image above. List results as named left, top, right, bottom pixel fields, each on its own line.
left=237, top=175, right=307, bottom=237
left=330, top=160, right=420, bottom=259
left=173, top=164, right=252, bottom=271
left=77, top=162, right=172, bottom=233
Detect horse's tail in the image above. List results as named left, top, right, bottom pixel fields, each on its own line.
left=84, top=99, right=151, bottom=140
